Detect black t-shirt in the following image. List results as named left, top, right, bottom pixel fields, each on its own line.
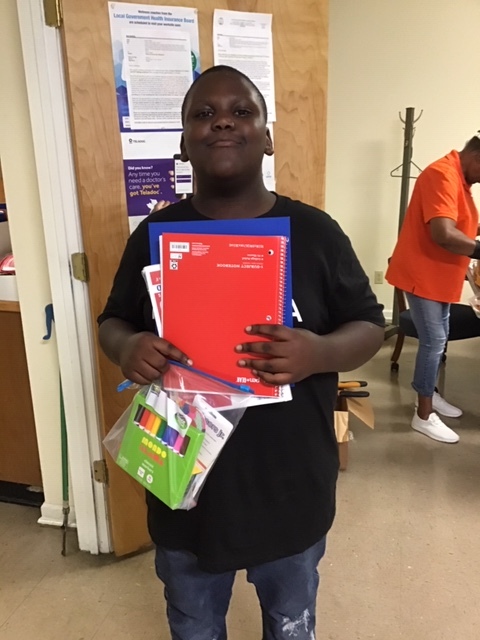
left=99, top=195, right=384, bottom=572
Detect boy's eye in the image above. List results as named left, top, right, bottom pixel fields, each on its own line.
left=194, top=109, right=213, bottom=119
left=235, top=108, right=252, bottom=117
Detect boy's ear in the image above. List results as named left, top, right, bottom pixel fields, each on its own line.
left=180, top=135, right=189, bottom=162
left=264, top=128, right=274, bottom=156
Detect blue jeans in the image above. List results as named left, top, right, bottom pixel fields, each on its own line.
left=405, top=293, right=450, bottom=397
left=154, top=537, right=327, bottom=640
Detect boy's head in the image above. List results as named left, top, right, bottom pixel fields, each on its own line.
left=181, top=66, right=268, bottom=124
left=179, top=66, right=273, bottom=187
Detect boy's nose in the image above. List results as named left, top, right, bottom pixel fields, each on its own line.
left=212, top=114, right=235, bottom=130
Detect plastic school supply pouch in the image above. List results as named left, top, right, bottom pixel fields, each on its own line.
left=103, top=363, right=252, bottom=510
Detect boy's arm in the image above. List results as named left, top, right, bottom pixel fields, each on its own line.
left=99, top=318, right=137, bottom=367
left=313, top=320, right=384, bottom=372
left=237, top=219, right=384, bottom=384
left=99, top=318, right=191, bottom=385
left=97, top=220, right=190, bottom=384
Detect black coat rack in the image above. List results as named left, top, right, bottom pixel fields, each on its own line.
left=385, top=107, right=423, bottom=337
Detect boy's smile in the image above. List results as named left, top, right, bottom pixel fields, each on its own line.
left=207, top=137, right=242, bottom=148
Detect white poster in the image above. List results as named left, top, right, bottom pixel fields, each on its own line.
left=108, top=3, right=200, bottom=231
left=109, top=2, right=200, bottom=132
left=213, top=9, right=276, bottom=122
left=122, top=29, right=192, bottom=130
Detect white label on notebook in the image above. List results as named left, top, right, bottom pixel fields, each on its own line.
left=169, top=242, right=190, bottom=252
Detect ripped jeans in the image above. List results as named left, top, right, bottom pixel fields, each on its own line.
left=155, top=537, right=326, bottom=640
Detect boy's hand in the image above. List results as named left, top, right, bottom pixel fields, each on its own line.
left=119, top=331, right=192, bottom=385
left=235, top=325, right=323, bottom=385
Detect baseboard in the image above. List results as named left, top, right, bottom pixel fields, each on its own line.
left=38, top=502, right=77, bottom=528
left=384, top=308, right=393, bottom=323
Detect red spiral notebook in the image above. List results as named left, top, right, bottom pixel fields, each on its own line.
left=161, top=232, right=288, bottom=398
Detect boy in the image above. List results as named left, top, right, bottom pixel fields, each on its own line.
left=99, top=66, right=384, bottom=640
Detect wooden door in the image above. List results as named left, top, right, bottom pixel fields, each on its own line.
left=59, top=0, right=328, bottom=555
left=0, top=307, right=42, bottom=487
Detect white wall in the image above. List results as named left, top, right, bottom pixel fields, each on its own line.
left=326, top=0, right=480, bottom=316
left=0, top=0, right=63, bottom=516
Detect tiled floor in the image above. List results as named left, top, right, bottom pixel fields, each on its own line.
left=1, top=337, right=480, bottom=639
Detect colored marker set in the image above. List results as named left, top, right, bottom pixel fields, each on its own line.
left=115, top=386, right=206, bottom=509
left=134, top=405, right=191, bottom=456
left=106, top=362, right=252, bottom=511
left=133, top=403, right=192, bottom=457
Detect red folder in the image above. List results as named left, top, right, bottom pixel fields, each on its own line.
left=161, top=232, right=288, bottom=397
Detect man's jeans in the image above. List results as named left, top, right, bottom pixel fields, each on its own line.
left=155, top=537, right=327, bottom=640
left=406, top=292, right=450, bottom=397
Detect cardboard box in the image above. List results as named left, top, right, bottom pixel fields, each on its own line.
left=473, top=260, right=480, bottom=287
left=335, top=395, right=374, bottom=470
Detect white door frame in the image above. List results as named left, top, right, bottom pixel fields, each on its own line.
left=16, top=0, right=111, bottom=554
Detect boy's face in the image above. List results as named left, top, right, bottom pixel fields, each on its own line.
left=180, top=73, right=273, bottom=184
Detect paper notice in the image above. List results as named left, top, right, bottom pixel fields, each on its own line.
left=123, top=29, right=192, bottom=129
left=213, top=9, right=276, bottom=121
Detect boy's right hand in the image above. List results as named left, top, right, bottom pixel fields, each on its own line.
left=118, top=331, right=192, bottom=385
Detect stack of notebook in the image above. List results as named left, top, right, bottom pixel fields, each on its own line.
left=145, top=217, right=293, bottom=404
left=110, top=217, right=293, bottom=510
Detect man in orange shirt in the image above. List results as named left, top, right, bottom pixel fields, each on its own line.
left=386, top=133, right=480, bottom=443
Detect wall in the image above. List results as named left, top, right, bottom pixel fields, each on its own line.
left=0, top=0, right=63, bottom=517
left=326, top=0, right=480, bottom=316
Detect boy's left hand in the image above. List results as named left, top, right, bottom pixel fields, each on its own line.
left=235, top=324, right=322, bottom=385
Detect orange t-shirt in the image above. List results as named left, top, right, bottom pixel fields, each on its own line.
left=386, top=150, right=479, bottom=303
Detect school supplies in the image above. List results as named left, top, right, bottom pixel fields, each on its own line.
left=145, top=218, right=293, bottom=405
left=104, top=363, right=252, bottom=510
left=161, top=232, right=288, bottom=398
left=165, top=360, right=254, bottom=394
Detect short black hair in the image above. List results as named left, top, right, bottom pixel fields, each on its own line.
left=464, top=133, right=480, bottom=153
left=181, top=65, right=268, bottom=125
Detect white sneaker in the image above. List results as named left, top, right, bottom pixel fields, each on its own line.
left=415, top=391, right=463, bottom=418
left=411, top=412, right=459, bottom=444
left=432, top=391, right=462, bottom=418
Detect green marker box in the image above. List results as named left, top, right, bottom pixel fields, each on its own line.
left=115, top=391, right=204, bottom=509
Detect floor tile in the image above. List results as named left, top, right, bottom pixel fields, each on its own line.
left=0, top=506, right=61, bottom=627
left=91, top=603, right=167, bottom=640
left=0, top=582, right=111, bottom=640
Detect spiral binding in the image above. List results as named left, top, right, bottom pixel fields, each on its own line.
left=275, top=236, right=288, bottom=397
left=277, top=236, right=288, bottom=325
